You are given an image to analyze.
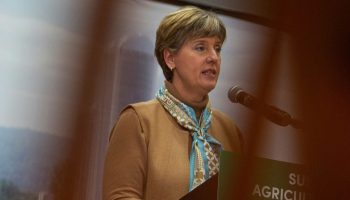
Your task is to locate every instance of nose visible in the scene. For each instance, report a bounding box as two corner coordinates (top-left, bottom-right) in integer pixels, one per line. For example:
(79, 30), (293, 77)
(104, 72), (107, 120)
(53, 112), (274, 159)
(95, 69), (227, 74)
(206, 48), (220, 63)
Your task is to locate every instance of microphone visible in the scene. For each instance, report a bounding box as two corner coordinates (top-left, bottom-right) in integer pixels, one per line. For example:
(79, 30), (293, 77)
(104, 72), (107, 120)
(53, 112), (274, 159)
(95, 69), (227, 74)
(228, 86), (294, 127)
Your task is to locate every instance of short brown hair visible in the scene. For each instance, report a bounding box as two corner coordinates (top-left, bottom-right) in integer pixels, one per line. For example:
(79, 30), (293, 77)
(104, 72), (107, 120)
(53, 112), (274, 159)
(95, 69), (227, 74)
(155, 6), (227, 81)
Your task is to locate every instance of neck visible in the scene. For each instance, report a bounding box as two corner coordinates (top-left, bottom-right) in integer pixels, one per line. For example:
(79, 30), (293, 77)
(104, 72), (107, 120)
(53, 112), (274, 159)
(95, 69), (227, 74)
(165, 81), (208, 117)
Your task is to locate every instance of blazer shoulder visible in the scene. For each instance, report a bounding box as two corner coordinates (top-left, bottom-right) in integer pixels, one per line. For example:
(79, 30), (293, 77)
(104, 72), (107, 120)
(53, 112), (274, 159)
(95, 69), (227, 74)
(211, 109), (244, 152)
(119, 99), (163, 133)
(125, 99), (161, 116)
(130, 99), (160, 109)
(212, 109), (238, 127)
(120, 99), (159, 114)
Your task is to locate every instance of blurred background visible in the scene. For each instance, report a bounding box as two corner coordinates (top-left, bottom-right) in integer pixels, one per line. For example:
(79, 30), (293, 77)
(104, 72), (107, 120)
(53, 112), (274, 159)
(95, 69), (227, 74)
(0, 0), (349, 199)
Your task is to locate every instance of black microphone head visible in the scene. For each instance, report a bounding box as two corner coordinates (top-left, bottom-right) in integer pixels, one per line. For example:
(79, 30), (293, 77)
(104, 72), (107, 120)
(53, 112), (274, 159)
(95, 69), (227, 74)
(228, 86), (243, 103)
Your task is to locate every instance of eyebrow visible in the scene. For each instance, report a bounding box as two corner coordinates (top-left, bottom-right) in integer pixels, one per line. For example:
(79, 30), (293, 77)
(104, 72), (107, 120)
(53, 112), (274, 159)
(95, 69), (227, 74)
(191, 38), (222, 44)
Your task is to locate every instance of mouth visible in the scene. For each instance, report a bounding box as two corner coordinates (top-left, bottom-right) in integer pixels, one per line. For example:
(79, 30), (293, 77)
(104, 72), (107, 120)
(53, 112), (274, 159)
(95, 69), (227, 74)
(201, 68), (217, 78)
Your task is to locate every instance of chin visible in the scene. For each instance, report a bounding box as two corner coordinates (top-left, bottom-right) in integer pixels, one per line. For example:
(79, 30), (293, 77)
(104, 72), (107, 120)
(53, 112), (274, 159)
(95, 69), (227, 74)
(201, 83), (217, 93)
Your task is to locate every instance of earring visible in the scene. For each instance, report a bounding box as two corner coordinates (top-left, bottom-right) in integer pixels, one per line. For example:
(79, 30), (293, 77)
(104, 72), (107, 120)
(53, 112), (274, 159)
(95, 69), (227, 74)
(170, 67), (175, 71)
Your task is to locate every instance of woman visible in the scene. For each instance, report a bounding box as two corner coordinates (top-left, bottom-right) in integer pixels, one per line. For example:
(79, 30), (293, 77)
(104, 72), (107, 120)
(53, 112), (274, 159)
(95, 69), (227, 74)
(103, 6), (242, 200)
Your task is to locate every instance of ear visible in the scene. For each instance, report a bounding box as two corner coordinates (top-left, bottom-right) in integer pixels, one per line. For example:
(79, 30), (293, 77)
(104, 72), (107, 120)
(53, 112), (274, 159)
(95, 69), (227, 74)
(163, 48), (175, 70)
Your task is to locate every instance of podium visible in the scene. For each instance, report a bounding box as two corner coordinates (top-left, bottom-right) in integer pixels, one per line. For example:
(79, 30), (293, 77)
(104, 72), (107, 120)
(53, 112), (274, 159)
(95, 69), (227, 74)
(179, 174), (218, 200)
(180, 151), (310, 200)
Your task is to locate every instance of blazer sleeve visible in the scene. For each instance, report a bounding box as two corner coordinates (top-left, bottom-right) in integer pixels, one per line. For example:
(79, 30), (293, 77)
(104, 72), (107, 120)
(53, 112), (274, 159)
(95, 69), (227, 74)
(103, 108), (147, 200)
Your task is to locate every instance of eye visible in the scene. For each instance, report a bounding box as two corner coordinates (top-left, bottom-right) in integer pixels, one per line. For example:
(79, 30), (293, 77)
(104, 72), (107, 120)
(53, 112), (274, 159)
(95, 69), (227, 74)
(194, 45), (205, 52)
(215, 46), (222, 53)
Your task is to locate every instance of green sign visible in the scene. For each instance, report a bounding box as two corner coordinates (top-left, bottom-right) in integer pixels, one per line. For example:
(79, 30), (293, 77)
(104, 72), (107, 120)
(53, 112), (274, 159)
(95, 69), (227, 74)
(218, 151), (311, 200)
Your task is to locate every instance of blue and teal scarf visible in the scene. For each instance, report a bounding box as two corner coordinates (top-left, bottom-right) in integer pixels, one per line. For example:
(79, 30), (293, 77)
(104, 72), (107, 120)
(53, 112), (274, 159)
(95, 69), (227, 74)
(156, 85), (222, 191)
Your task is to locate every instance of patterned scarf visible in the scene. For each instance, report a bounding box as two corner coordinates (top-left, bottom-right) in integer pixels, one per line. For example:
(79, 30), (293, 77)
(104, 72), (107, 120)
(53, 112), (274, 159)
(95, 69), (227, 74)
(156, 85), (222, 191)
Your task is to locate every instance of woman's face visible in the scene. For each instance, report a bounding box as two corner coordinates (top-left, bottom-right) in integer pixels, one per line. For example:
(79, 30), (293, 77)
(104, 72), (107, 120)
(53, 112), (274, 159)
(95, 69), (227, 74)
(169, 36), (222, 96)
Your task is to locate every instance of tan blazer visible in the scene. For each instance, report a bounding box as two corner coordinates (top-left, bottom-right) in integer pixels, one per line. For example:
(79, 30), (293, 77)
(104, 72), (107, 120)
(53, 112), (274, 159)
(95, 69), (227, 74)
(103, 99), (242, 200)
